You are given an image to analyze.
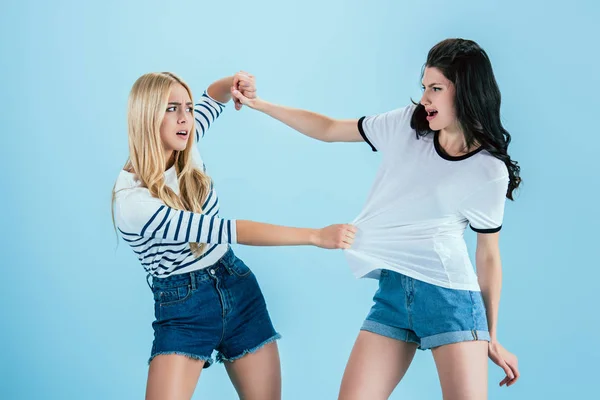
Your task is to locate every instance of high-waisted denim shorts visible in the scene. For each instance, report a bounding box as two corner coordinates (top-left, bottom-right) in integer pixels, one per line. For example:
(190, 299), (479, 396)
(148, 248), (280, 368)
(362, 269), (490, 350)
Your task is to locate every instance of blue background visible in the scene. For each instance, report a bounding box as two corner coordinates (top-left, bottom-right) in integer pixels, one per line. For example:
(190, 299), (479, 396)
(2, 0), (598, 398)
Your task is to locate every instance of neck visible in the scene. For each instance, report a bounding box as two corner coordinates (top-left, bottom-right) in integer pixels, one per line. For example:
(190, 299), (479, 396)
(438, 122), (479, 156)
(165, 150), (175, 170)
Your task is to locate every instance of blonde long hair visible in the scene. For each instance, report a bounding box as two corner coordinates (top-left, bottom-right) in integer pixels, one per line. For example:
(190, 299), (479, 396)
(112, 72), (212, 256)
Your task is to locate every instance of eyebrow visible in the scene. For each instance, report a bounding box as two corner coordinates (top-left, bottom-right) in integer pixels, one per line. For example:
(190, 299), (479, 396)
(421, 82), (444, 87)
(168, 102), (193, 106)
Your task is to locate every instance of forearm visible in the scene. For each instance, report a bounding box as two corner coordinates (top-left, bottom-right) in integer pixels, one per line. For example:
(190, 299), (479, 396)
(477, 251), (503, 342)
(253, 98), (335, 142)
(207, 76), (234, 104)
(236, 220), (317, 246)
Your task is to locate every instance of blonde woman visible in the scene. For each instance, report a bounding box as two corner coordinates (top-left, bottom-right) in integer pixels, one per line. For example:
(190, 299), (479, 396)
(112, 71), (356, 400)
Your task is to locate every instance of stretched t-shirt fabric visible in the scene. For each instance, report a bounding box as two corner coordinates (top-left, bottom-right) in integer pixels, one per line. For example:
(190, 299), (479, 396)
(114, 92), (237, 278)
(344, 105), (509, 291)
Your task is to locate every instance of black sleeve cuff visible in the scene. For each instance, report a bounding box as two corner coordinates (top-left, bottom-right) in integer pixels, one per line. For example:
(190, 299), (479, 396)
(470, 225), (502, 234)
(357, 116), (377, 152)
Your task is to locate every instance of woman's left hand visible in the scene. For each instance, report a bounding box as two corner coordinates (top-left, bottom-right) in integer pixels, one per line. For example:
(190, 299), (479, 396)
(488, 341), (520, 387)
(232, 71), (256, 110)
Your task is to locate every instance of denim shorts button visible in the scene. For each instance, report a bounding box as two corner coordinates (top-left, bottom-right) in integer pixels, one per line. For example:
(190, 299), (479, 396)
(210, 269), (215, 275)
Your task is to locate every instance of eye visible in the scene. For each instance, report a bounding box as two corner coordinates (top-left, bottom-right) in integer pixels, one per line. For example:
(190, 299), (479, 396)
(166, 106), (176, 112)
(433, 87), (442, 92)
(186, 107), (193, 112)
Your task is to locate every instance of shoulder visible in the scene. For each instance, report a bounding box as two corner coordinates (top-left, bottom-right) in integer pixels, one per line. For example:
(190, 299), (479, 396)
(366, 104), (417, 125)
(466, 151), (509, 190)
(114, 171), (155, 206)
(359, 104), (418, 140)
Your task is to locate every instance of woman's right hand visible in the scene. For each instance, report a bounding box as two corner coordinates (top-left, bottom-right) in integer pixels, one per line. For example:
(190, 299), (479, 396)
(311, 224), (357, 249)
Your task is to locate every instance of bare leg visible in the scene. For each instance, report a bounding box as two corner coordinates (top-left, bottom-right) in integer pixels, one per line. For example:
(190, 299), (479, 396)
(338, 331), (418, 400)
(145, 354), (205, 400)
(432, 341), (489, 400)
(224, 341), (281, 400)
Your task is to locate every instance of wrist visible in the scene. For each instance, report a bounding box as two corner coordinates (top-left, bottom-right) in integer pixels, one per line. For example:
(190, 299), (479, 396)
(308, 228), (320, 246)
(253, 98), (269, 112)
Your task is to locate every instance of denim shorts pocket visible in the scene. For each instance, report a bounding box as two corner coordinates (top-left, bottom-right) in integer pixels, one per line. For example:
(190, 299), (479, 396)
(154, 284), (193, 306)
(230, 258), (252, 278)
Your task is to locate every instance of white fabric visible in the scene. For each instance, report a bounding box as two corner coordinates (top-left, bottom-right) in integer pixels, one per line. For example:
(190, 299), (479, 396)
(345, 105), (509, 291)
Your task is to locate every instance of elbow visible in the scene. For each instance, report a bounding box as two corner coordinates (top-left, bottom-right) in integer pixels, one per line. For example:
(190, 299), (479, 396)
(320, 118), (340, 143)
(476, 249), (501, 266)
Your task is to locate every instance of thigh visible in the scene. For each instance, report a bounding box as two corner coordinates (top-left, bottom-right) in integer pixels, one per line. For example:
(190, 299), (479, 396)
(338, 330), (418, 400)
(224, 341), (281, 400)
(146, 354), (205, 400)
(432, 341), (488, 400)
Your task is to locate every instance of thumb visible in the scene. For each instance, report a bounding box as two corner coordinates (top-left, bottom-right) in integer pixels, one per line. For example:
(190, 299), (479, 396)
(230, 86), (243, 110)
(231, 88), (251, 105)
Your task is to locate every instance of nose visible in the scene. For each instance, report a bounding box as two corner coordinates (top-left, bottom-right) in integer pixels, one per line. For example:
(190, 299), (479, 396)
(420, 92), (430, 107)
(177, 109), (189, 124)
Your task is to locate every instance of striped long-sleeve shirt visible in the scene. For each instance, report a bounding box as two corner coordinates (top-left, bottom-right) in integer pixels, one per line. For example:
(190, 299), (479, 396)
(114, 91), (236, 277)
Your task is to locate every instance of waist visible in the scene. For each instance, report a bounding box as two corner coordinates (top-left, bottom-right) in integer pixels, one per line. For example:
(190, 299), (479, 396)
(150, 247), (236, 289)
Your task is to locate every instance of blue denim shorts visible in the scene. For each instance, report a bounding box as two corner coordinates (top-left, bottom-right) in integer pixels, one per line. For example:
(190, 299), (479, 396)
(148, 248), (280, 368)
(362, 269), (490, 350)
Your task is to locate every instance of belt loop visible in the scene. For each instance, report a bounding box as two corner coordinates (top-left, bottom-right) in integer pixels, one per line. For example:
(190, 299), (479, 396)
(220, 261), (232, 275)
(146, 273), (153, 290)
(190, 271), (197, 290)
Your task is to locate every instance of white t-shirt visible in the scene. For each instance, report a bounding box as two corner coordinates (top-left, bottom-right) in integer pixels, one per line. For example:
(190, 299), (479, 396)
(344, 105), (509, 291)
(114, 92), (236, 278)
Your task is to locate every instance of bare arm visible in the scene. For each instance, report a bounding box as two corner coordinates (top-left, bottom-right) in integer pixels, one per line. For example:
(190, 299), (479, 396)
(252, 98), (362, 143)
(207, 76), (235, 104)
(476, 232), (502, 341)
(230, 76), (363, 143)
(476, 232), (520, 387)
(236, 220), (355, 249)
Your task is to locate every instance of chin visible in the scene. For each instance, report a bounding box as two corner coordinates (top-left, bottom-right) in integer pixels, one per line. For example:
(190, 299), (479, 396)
(428, 120), (448, 132)
(173, 143), (188, 152)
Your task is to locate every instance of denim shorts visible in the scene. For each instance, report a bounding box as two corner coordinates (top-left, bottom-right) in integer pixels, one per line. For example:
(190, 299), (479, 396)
(362, 269), (490, 350)
(148, 248), (280, 368)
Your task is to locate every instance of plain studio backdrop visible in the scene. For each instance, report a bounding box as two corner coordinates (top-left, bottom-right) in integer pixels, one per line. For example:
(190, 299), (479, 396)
(1, 0), (598, 399)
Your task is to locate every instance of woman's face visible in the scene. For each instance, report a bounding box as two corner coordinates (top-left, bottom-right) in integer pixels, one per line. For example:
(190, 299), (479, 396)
(160, 83), (193, 156)
(419, 67), (458, 133)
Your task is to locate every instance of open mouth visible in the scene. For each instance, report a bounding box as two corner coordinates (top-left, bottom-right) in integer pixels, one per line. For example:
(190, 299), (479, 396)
(176, 130), (188, 138)
(426, 109), (438, 121)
